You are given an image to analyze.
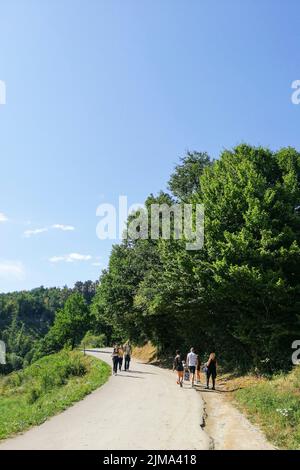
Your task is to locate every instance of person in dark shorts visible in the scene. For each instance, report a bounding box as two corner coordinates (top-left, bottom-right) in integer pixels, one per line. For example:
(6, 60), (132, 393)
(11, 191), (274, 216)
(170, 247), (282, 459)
(186, 347), (197, 387)
(173, 350), (184, 387)
(205, 352), (217, 390)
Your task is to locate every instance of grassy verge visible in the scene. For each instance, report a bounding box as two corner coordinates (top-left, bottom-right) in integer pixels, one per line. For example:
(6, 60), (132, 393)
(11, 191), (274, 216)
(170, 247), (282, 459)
(0, 350), (111, 440)
(233, 367), (300, 449)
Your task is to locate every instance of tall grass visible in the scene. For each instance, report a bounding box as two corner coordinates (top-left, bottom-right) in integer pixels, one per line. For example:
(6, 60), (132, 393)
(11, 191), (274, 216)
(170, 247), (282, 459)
(0, 350), (110, 440)
(234, 366), (300, 449)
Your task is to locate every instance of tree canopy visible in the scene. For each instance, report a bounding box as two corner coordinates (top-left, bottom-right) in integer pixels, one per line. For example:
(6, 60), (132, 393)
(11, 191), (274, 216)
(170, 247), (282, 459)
(92, 145), (300, 372)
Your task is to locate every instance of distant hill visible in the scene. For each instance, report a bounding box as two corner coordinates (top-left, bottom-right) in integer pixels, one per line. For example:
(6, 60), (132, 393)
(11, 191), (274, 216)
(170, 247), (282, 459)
(0, 281), (98, 374)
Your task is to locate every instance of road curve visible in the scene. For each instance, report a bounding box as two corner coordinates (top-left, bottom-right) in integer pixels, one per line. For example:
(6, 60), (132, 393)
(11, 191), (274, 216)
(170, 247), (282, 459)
(0, 349), (209, 450)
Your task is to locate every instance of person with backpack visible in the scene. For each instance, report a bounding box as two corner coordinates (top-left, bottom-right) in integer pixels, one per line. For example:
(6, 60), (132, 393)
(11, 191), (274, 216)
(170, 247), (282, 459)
(205, 352), (217, 390)
(173, 350), (184, 387)
(111, 345), (119, 375)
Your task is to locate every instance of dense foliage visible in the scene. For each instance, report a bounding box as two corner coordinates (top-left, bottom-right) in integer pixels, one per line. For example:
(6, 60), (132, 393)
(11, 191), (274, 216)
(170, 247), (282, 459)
(0, 281), (98, 373)
(92, 145), (300, 373)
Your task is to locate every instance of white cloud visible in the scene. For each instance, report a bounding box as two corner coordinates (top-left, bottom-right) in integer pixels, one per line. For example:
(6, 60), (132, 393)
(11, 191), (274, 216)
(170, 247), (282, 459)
(0, 260), (25, 281)
(0, 212), (8, 223)
(49, 253), (92, 263)
(52, 224), (75, 231)
(24, 227), (48, 237)
(24, 223), (75, 237)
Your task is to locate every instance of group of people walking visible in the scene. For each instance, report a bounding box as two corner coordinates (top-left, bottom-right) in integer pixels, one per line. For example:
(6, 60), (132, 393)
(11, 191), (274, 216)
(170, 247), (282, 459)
(111, 343), (217, 389)
(111, 342), (132, 375)
(173, 347), (217, 390)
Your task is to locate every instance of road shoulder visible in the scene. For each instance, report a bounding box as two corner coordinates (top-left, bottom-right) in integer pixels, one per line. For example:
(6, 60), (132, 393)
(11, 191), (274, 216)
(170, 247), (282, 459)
(198, 386), (274, 450)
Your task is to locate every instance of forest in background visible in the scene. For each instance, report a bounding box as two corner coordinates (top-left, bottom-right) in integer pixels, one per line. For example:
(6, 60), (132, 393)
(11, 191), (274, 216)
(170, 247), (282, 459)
(1, 144), (300, 375)
(0, 281), (98, 373)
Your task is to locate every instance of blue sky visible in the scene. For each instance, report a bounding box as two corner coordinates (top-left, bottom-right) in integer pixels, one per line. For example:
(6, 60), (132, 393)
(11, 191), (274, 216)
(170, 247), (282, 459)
(1, 0), (300, 292)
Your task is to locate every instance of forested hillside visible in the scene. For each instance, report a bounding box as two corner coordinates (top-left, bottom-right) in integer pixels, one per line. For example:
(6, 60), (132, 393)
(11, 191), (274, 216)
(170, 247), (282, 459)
(0, 281), (98, 373)
(92, 145), (300, 373)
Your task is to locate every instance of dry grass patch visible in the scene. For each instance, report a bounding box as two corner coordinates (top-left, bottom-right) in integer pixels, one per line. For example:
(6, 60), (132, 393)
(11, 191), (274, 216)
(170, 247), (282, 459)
(132, 342), (157, 363)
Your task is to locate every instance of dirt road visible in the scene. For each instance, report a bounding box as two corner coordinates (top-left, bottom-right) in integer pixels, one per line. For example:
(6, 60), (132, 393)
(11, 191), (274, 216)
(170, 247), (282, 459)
(0, 349), (209, 450)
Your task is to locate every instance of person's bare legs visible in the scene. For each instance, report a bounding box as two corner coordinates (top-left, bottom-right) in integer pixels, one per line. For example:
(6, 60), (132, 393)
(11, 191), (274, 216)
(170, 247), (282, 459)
(178, 371), (183, 387)
(190, 370), (195, 387)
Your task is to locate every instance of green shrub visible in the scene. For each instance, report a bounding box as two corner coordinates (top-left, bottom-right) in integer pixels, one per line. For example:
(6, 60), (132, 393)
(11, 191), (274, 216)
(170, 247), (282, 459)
(80, 331), (106, 349)
(6, 371), (23, 388)
(26, 384), (43, 404)
(66, 354), (87, 377)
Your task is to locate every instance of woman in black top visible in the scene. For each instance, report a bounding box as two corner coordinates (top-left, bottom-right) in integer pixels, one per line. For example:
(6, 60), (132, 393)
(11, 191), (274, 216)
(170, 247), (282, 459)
(205, 352), (217, 390)
(173, 350), (184, 387)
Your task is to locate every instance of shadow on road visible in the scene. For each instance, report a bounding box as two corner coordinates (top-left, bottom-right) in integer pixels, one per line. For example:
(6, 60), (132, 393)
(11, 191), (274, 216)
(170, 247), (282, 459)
(85, 349), (111, 354)
(127, 369), (157, 375)
(114, 374), (143, 379)
(195, 386), (241, 393)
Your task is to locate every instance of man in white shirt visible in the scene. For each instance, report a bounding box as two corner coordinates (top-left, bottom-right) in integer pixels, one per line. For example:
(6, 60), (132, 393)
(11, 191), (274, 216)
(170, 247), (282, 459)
(186, 347), (197, 387)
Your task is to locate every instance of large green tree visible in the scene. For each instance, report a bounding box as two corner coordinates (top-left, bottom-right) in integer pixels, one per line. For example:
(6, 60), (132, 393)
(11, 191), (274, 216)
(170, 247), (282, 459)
(196, 145), (300, 370)
(40, 293), (91, 353)
(93, 145), (300, 372)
